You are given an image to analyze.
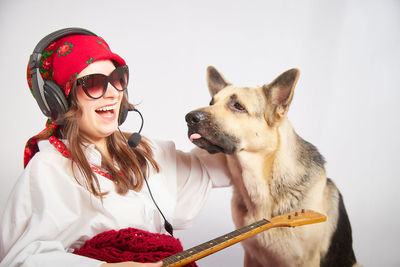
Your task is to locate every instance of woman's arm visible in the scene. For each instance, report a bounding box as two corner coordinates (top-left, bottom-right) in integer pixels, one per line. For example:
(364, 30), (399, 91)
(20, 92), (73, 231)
(0, 150), (106, 267)
(150, 140), (232, 230)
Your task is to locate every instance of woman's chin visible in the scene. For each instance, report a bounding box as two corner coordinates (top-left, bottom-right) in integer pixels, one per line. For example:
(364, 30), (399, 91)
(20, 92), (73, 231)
(100, 124), (119, 137)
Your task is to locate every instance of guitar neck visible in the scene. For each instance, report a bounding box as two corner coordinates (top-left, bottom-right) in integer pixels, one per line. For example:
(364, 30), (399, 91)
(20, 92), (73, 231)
(162, 219), (271, 267)
(162, 209), (326, 267)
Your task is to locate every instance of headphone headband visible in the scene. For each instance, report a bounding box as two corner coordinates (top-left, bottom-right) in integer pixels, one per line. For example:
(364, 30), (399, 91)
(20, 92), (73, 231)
(34, 28), (97, 54)
(29, 28), (97, 70)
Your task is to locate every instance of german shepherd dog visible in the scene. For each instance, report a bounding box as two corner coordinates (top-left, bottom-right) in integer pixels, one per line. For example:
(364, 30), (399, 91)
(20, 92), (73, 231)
(185, 67), (358, 267)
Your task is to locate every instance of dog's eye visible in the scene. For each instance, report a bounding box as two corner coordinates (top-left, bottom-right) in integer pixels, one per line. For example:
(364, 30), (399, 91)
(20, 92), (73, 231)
(233, 102), (246, 112)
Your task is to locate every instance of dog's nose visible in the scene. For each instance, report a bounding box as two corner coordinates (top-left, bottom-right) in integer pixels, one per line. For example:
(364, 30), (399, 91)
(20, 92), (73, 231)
(185, 110), (206, 125)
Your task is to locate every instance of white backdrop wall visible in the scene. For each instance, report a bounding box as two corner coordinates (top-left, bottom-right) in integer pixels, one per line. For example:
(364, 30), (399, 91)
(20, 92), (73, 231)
(1, 0), (399, 266)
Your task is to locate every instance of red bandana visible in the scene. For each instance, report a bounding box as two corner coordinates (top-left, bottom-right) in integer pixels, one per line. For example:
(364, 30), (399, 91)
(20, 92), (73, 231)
(24, 34), (126, 167)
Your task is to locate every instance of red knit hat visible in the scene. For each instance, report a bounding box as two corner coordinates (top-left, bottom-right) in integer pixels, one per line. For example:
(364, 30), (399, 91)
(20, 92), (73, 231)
(24, 34), (126, 167)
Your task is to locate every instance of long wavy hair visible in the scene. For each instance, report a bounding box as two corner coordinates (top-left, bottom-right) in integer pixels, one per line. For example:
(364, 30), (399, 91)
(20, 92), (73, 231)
(56, 84), (159, 198)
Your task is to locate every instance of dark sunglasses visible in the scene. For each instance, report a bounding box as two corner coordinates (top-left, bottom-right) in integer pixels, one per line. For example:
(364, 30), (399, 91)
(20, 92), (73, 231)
(76, 65), (129, 99)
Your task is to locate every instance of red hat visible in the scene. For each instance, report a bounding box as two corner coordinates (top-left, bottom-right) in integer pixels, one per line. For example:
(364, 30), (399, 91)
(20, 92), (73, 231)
(27, 34), (126, 98)
(24, 34), (126, 168)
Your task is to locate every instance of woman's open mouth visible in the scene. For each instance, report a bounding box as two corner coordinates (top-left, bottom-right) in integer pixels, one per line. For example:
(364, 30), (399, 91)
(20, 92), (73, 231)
(95, 104), (117, 119)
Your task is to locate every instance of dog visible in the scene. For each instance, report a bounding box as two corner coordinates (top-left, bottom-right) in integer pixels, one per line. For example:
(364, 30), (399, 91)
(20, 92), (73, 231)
(185, 66), (358, 267)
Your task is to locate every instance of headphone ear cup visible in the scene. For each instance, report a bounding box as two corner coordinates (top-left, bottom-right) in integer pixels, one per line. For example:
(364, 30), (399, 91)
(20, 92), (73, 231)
(118, 89), (130, 126)
(118, 103), (129, 126)
(43, 80), (69, 123)
(29, 28), (98, 122)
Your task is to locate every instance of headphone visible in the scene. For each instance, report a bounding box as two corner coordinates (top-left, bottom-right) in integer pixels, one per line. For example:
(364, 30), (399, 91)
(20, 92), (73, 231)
(28, 27), (129, 125)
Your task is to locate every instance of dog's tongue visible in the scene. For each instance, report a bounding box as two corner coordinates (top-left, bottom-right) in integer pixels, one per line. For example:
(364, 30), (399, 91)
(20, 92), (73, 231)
(189, 133), (202, 142)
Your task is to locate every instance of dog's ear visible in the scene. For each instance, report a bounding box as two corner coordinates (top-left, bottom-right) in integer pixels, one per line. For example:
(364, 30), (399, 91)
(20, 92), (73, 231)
(263, 68), (300, 125)
(207, 66), (231, 97)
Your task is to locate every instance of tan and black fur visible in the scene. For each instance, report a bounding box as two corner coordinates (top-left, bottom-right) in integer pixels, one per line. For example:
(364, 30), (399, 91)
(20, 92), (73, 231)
(185, 67), (357, 267)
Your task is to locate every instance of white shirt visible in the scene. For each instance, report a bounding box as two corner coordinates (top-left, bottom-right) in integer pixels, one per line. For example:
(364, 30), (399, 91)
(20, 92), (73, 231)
(0, 139), (231, 267)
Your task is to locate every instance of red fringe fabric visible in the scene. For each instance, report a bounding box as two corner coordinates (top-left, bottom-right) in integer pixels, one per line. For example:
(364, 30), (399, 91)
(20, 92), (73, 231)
(73, 228), (197, 266)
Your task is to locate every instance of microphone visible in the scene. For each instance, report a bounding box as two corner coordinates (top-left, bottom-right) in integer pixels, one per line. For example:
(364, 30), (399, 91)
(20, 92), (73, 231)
(127, 107), (143, 148)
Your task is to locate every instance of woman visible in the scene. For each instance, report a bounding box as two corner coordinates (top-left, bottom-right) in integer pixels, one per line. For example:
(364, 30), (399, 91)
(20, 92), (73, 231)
(0, 29), (231, 267)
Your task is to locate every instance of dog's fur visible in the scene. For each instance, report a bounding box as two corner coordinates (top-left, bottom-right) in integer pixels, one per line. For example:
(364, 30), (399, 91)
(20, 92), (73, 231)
(185, 67), (357, 267)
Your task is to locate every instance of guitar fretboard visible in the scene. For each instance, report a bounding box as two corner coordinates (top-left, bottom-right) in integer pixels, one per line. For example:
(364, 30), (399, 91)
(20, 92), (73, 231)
(162, 219), (270, 266)
(161, 209), (327, 267)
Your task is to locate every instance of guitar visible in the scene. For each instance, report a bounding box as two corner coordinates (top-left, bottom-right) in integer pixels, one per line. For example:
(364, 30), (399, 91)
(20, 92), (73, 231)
(162, 209), (326, 267)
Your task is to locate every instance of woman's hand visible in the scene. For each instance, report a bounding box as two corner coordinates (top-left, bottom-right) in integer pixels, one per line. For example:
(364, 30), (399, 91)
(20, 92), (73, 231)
(100, 261), (163, 267)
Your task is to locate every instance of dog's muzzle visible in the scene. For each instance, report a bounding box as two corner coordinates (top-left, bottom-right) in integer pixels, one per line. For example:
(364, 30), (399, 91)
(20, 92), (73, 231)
(185, 110), (237, 154)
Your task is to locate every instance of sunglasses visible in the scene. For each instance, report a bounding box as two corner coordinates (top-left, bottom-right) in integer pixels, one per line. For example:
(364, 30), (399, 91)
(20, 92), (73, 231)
(76, 65), (129, 99)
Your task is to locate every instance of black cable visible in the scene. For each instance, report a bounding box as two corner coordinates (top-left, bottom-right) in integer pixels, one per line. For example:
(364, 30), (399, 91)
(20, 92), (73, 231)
(117, 127), (174, 236)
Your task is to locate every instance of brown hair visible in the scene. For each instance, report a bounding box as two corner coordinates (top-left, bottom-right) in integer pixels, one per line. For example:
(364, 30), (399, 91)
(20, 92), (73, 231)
(57, 86), (159, 198)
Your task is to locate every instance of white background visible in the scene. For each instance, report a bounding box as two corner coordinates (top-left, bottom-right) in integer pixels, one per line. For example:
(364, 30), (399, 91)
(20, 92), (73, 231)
(1, 0), (399, 266)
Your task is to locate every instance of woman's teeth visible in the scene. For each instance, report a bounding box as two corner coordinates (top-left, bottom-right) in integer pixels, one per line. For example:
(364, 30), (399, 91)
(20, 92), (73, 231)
(96, 105), (116, 112)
